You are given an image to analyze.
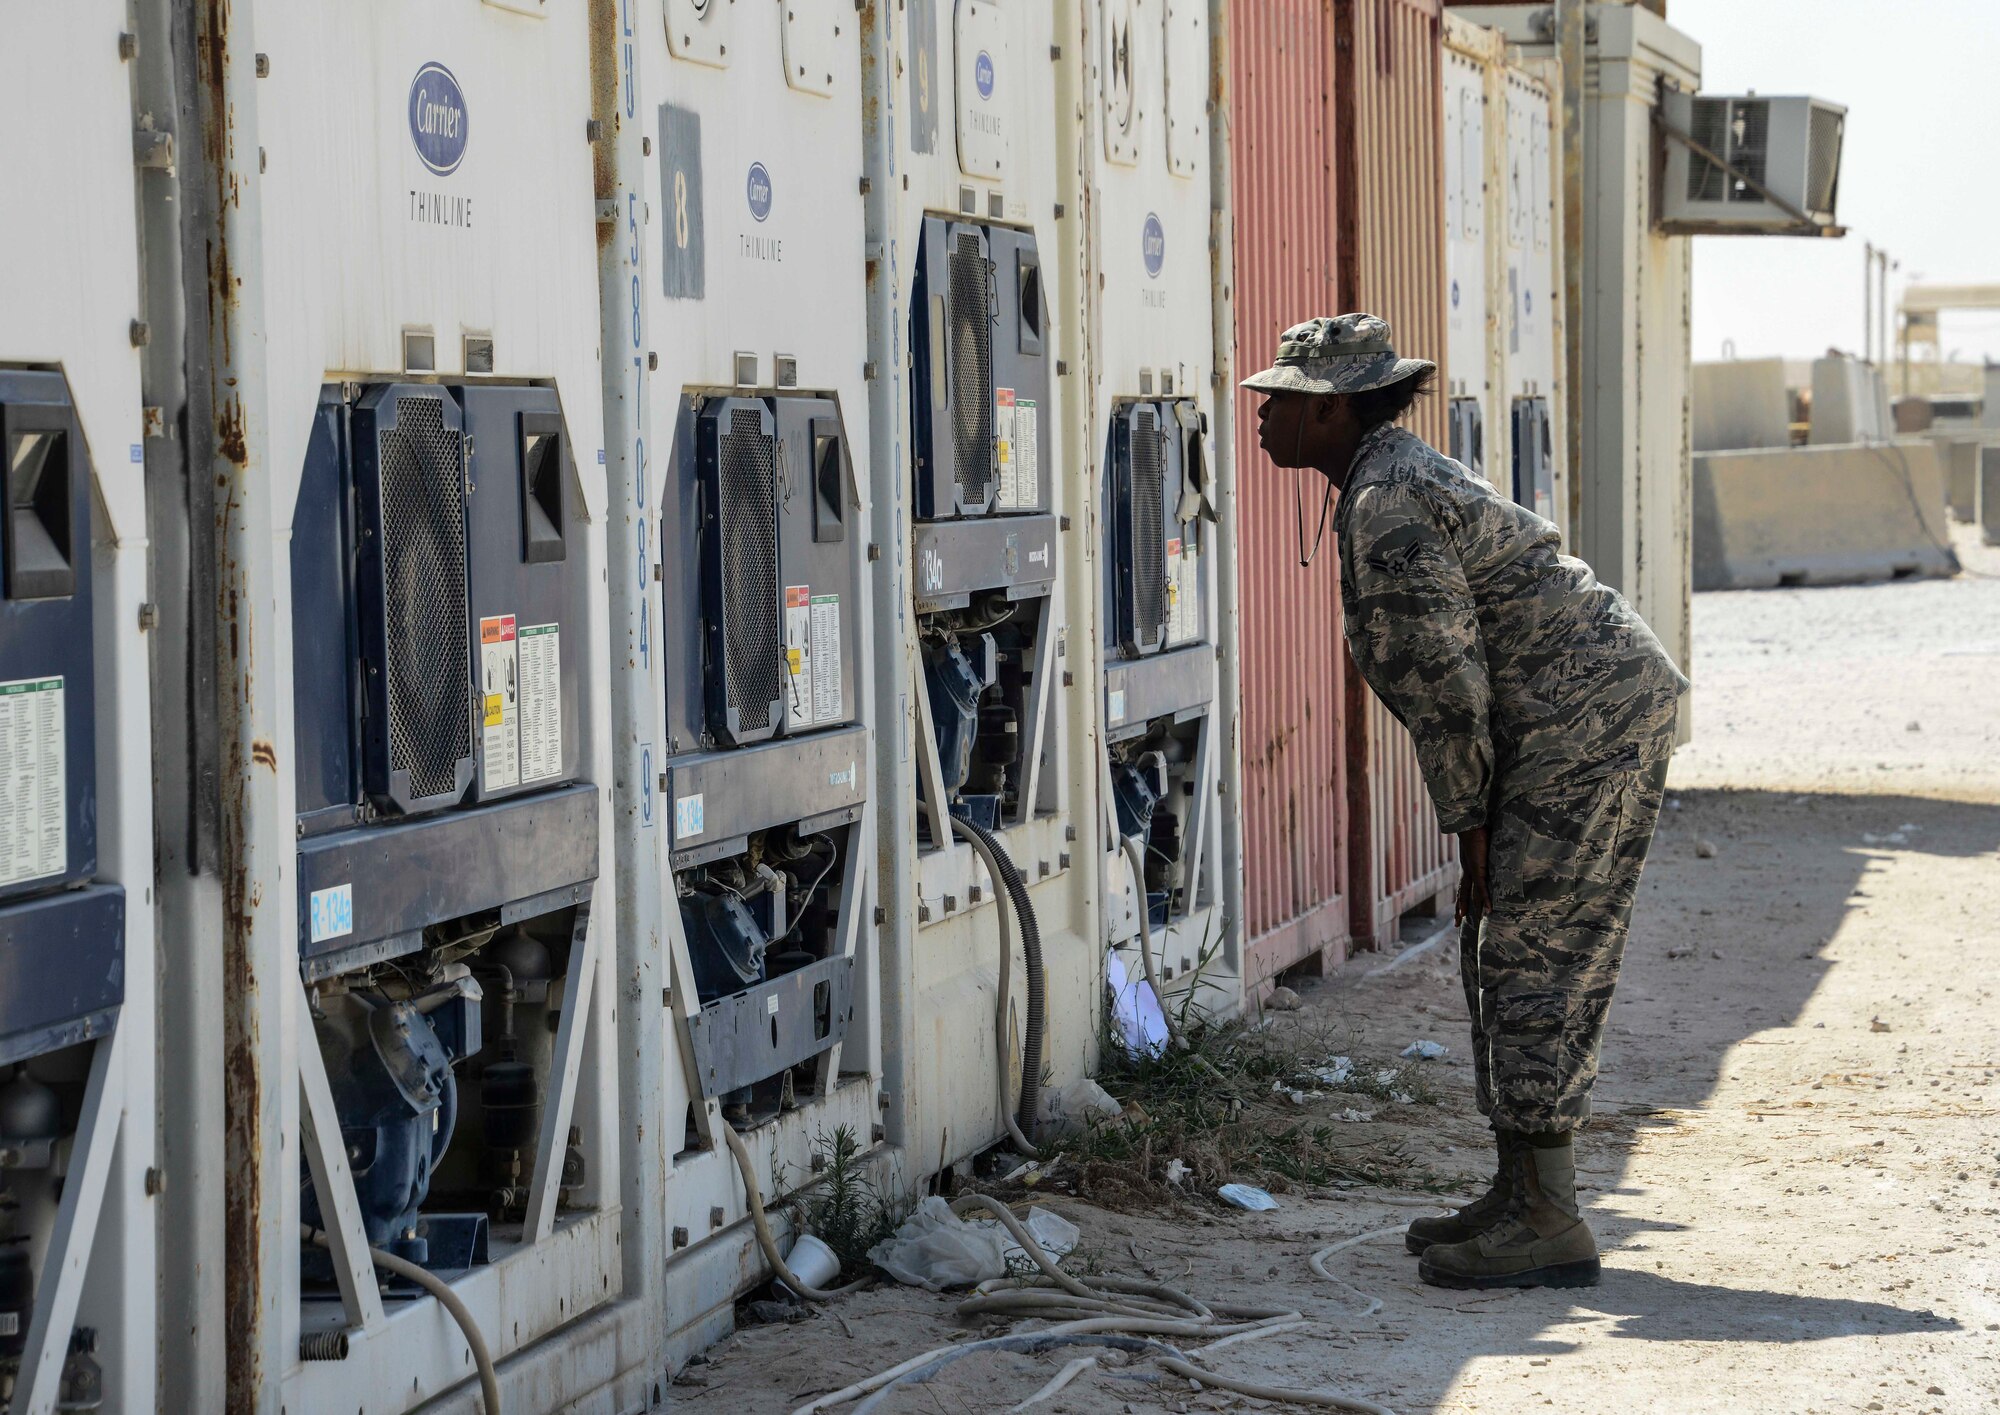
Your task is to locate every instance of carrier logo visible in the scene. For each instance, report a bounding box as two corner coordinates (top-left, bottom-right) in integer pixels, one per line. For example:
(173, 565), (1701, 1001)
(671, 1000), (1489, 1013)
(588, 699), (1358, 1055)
(975, 50), (996, 99)
(1142, 213), (1165, 278)
(408, 63), (468, 176)
(746, 162), (773, 222)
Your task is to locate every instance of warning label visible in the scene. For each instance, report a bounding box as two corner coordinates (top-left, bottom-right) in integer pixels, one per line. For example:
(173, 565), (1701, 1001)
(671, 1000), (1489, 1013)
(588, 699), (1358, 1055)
(1013, 398), (1038, 509)
(785, 584), (814, 729)
(518, 623), (563, 783)
(994, 387), (1017, 509)
(479, 616), (521, 792)
(810, 593), (842, 723)
(0, 676), (65, 888)
(1170, 542), (1201, 644)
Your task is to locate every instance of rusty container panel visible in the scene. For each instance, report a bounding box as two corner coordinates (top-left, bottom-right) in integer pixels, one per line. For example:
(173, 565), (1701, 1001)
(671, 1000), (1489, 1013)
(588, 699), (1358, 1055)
(1229, 0), (1352, 990)
(1338, 0), (1460, 943)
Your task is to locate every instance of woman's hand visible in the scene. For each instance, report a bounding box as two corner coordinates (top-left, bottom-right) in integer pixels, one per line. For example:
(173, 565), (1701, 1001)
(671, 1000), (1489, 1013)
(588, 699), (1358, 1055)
(1455, 825), (1491, 925)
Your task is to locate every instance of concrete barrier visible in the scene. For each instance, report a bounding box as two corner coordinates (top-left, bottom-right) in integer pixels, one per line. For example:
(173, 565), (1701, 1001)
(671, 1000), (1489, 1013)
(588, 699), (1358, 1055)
(1982, 446), (2000, 547)
(1693, 442), (1960, 590)
(1939, 436), (1982, 522)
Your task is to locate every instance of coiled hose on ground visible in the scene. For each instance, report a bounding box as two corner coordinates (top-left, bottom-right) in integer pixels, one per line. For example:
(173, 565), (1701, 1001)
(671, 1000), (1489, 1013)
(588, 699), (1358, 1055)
(949, 813), (1045, 1148)
(790, 1193), (1398, 1415)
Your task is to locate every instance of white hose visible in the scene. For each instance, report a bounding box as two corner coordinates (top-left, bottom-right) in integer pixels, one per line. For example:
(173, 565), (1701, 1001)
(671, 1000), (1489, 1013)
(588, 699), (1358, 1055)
(950, 816), (1041, 1157)
(1006, 1355), (1098, 1412)
(302, 1225), (500, 1415)
(720, 1122), (872, 1302)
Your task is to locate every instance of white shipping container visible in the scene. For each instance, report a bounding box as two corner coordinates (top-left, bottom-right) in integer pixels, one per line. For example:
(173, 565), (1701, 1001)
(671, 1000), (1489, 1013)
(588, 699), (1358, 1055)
(0, 5), (156, 1412)
(619, 0), (882, 1360)
(863, 0), (1103, 1180)
(1089, 0), (1238, 1030)
(181, 3), (632, 1409)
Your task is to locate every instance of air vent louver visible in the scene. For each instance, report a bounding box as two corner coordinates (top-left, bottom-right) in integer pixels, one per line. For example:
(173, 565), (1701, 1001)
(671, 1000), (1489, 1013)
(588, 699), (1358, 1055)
(718, 407), (779, 735)
(378, 395), (472, 802)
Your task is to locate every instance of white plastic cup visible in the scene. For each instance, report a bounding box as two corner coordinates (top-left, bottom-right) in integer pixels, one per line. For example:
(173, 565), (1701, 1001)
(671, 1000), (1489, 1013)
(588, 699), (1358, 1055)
(778, 1233), (842, 1297)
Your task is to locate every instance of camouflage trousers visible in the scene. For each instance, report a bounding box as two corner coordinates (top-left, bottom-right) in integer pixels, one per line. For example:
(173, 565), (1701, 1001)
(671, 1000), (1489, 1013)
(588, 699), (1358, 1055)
(1460, 757), (1670, 1134)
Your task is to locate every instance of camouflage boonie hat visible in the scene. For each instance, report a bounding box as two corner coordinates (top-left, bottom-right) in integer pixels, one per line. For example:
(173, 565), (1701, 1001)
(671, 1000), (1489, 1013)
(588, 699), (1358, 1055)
(1240, 313), (1436, 396)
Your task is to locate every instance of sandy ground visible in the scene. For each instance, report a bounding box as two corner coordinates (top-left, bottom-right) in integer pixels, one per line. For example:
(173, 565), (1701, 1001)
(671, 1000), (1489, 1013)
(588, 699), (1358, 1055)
(673, 526), (2000, 1415)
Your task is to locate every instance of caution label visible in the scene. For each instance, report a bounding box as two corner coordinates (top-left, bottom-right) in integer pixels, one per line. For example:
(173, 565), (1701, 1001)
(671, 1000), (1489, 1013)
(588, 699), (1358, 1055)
(0, 676), (65, 887)
(785, 584), (814, 729)
(518, 623), (563, 783)
(479, 615), (521, 792)
(1169, 540), (1201, 644)
(994, 386), (1017, 509)
(810, 593), (842, 723)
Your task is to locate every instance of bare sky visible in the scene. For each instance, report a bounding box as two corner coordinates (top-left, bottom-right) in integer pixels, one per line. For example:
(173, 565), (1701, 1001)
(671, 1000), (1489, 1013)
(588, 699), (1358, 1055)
(1673, 0), (2000, 364)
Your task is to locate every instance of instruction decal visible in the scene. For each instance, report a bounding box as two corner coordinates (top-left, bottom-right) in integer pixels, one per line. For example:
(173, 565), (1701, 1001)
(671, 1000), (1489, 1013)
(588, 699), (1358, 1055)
(785, 584), (815, 729)
(811, 594), (843, 723)
(1013, 398), (1038, 509)
(518, 623), (563, 783)
(0, 676), (65, 887)
(479, 615), (521, 791)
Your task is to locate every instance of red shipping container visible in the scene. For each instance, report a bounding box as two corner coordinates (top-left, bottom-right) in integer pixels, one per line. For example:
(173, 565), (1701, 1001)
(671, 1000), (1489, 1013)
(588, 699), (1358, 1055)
(1229, 0), (1354, 992)
(1336, 0), (1459, 944)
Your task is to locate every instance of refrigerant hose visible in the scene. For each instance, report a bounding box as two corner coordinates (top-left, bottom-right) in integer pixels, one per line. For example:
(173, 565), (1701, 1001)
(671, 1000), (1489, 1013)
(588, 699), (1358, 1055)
(302, 1224), (501, 1415)
(948, 814), (1046, 1149)
(720, 1120), (872, 1302)
(789, 1194), (1396, 1415)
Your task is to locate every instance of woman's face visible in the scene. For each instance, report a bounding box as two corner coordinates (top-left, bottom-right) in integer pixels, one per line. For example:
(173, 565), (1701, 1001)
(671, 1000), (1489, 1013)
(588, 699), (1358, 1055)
(1256, 391), (1312, 467)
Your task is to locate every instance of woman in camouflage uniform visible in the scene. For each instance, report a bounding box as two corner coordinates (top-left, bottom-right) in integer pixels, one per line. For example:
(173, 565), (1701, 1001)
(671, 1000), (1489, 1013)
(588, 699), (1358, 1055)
(1244, 314), (1688, 1291)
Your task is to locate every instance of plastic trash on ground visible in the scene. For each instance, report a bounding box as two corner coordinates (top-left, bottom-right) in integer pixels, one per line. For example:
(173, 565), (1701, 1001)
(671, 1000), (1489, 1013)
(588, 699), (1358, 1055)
(1303, 1057), (1353, 1087)
(1217, 1183), (1279, 1211)
(867, 1196), (1081, 1290)
(1400, 1039), (1447, 1060)
(1106, 948), (1169, 1059)
(1039, 1077), (1122, 1137)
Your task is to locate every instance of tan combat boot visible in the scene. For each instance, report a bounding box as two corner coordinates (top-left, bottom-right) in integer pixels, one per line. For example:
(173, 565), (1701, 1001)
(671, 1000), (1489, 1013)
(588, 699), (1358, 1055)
(1417, 1138), (1601, 1289)
(1404, 1129), (1521, 1254)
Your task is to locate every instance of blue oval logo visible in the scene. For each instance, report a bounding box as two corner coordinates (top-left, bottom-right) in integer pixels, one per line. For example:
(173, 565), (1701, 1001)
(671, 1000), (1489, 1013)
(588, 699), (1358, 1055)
(1525, 290), (1534, 314)
(746, 162), (773, 222)
(408, 63), (468, 176)
(1451, 278), (1460, 309)
(1142, 213), (1165, 279)
(975, 50), (995, 100)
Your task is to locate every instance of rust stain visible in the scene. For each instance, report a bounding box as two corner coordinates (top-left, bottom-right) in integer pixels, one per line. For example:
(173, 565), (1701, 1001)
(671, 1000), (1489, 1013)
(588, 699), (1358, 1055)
(250, 739), (276, 771)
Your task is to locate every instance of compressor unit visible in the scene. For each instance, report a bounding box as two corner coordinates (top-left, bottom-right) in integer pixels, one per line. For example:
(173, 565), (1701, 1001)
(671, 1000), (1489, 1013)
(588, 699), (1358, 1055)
(910, 214), (1060, 840)
(288, 381), (597, 1276)
(0, 372), (124, 1401)
(661, 391), (867, 1129)
(1101, 394), (1215, 928)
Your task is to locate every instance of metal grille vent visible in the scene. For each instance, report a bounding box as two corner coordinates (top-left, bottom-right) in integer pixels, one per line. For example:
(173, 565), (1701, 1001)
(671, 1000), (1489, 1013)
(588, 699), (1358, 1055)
(1805, 106), (1843, 214)
(1131, 408), (1166, 643)
(949, 233), (995, 509)
(379, 395), (472, 801)
(1686, 98), (1728, 202)
(719, 407), (779, 732)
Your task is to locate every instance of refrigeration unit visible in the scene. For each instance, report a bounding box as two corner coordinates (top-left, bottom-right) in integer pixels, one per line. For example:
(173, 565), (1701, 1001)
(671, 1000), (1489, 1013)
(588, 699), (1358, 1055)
(866, 0), (1100, 1178)
(0, 376), (132, 1415)
(0, 8), (155, 1410)
(288, 379), (600, 1296)
(1092, 0), (1233, 1026)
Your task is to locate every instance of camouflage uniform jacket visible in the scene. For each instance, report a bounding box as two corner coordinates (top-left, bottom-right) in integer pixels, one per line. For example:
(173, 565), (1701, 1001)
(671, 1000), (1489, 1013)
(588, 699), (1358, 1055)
(1335, 423), (1688, 835)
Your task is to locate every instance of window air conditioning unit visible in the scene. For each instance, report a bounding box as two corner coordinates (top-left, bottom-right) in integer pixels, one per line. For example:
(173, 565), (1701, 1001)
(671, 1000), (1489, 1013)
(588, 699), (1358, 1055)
(1659, 92), (1846, 236)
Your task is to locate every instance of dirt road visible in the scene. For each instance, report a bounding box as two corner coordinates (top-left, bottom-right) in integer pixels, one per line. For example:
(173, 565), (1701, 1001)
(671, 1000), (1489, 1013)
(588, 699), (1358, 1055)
(676, 528), (2000, 1414)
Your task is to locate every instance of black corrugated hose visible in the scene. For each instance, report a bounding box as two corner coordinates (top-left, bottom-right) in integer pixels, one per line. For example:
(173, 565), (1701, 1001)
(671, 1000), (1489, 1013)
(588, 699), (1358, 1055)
(949, 813), (1045, 1140)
